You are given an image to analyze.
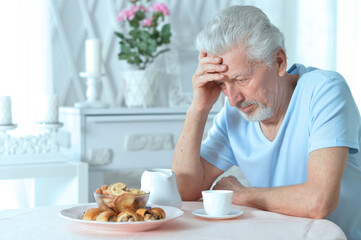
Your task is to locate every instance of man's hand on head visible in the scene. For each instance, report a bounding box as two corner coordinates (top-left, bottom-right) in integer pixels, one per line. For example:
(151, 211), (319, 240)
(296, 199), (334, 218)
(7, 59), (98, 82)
(190, 51), (228, 113)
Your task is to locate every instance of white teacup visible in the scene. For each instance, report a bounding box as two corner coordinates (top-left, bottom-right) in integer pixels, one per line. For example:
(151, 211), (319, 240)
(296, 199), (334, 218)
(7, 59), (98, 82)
(202, 190), (233, 216)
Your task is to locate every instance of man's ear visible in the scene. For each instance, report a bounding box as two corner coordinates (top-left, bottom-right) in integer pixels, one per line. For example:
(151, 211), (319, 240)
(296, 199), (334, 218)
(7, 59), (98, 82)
(275, 48), (287, 77)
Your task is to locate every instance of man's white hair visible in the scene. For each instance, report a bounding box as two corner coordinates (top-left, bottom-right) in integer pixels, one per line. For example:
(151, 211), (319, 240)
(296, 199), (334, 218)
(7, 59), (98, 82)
(196, 5), (285, 67)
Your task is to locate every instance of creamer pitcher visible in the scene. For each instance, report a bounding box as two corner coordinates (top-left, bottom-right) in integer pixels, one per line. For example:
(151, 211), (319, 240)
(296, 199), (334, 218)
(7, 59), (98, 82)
(141, 168), (182, 208)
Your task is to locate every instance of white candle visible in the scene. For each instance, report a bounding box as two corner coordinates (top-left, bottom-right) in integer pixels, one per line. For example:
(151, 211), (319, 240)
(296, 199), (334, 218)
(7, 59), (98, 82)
(86, 39), (101, 74)
(39, 95), (59, 123)
(0, 96), (12, 125)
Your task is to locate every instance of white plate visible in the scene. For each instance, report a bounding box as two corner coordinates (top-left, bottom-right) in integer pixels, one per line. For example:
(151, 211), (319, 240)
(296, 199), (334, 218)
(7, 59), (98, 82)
(59, 203), (184, 232)
(192, 208), (243, 220)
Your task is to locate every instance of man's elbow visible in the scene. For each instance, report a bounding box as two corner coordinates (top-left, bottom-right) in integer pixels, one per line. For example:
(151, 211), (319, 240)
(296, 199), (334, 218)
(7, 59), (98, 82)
(307, 195), (339, 219)
(175, 175), (203, 201)
(180, 193), (201, 201)
(178, 183), (202, 201)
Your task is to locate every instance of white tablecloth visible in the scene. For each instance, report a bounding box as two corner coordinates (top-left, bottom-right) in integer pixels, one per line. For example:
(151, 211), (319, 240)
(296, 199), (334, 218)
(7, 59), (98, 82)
(0, 201), (346, 240)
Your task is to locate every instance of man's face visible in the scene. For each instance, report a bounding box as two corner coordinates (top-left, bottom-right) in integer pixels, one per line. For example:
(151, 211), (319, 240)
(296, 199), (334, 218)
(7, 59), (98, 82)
(216, 48), (281, 122)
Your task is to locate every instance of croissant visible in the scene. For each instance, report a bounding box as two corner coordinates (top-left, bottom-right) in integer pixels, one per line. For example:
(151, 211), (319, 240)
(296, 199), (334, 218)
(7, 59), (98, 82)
(96, 185), (111, 195)
(136, 207), (166, 221)
(149, 208), (166, 220)
(114, 192), (135, 213)
(108, 183), (127, 195)
(82, 206), (166, 222)
(82, 208), (102, 221)
(117, 211), (142, 222)
(96, 210), (117, 222)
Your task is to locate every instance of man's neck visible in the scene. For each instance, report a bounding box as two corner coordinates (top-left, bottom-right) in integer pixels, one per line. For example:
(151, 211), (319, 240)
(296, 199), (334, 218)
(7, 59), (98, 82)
(259, 74), (298, 141)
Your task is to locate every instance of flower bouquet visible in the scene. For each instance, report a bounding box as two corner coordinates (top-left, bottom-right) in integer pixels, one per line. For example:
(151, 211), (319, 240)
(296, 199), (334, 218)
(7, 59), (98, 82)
(115, 0), (171, 70)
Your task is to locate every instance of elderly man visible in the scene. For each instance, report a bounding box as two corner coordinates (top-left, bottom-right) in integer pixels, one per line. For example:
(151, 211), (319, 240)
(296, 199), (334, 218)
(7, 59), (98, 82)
(172, 5), (361, 240)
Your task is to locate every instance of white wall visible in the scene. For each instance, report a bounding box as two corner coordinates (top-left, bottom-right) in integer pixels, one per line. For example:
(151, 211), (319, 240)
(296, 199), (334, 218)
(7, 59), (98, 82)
(336, 0), (361, 109)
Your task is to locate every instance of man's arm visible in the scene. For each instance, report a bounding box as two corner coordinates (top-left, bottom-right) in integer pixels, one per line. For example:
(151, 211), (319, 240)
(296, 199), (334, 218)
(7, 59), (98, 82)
(214, 147), (348, 218)
(172, 107), (224, 200)
(172, 51), (227, 200)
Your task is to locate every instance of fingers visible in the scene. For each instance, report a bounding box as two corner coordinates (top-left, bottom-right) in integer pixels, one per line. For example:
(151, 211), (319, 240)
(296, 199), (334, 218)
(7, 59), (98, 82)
(198, 51), (221, 64)
(223, 175), (241, 184)
(196, 51), (226, 73)
(213, 175), (242, 189)
(195, 64), (227, 77)
(225, 175), (238, 181)
(194, 51), (228, 90)
(193, 72), (224, 87)
(191, 51), (227, 110)
(198, 51), (207, 60)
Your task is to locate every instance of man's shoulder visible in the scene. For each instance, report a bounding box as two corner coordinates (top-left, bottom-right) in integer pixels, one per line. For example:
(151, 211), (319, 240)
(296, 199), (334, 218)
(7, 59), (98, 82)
(300, 67), (345, 84)
(297, 67), (347, 94)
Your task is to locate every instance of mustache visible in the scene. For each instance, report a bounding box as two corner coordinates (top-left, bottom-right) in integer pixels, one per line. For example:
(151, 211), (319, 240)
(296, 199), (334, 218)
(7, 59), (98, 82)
(237, 100), (260, 108)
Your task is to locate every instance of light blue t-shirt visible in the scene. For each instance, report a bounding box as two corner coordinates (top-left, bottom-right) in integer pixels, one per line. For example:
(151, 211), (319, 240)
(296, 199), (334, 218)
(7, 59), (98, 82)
(200, 64), (361, 240)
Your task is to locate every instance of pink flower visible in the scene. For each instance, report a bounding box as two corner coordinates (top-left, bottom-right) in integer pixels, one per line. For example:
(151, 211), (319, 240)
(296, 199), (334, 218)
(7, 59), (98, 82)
(150, 2), (170, 15)
(117, 9), (135, 21)
(141, 18), (153, 27)
(130, 4), (148, 13)
(117, 5), (148, 22)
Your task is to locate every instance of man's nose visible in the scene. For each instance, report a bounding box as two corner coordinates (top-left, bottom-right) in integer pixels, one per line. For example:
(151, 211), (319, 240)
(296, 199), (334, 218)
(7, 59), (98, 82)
(224, 84), (243, 107)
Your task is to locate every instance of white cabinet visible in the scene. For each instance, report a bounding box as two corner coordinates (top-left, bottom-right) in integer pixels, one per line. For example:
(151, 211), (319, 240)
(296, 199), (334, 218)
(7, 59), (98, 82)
(59, 107), (218, 201)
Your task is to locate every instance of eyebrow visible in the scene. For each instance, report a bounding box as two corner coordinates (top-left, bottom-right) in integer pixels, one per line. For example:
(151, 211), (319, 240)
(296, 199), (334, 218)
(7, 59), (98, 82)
(213, 72), (249, 84)
(230, 72), (249, 80)
(230, 73), (241, 80)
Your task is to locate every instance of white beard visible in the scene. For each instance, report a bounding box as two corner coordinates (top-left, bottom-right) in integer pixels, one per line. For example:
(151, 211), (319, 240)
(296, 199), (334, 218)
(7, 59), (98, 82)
(237, 101), (274, 122)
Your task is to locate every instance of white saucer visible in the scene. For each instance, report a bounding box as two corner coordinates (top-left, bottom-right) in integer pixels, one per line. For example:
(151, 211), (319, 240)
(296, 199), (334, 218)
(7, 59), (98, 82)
(192, 208), (243, 220)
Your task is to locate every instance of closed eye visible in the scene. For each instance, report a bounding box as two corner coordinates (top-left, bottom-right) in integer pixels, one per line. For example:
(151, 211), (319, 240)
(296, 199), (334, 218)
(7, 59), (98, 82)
(214, 80), (224, 86)
(215, 81), (226, 90)
(236, 77), (248, 82)
(236, 78), (250, 85)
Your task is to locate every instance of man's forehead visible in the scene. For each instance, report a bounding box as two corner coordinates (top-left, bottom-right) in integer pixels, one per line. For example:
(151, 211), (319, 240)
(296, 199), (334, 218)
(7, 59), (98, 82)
(225, 63), (257, 79)
(220, 49), (256, 67)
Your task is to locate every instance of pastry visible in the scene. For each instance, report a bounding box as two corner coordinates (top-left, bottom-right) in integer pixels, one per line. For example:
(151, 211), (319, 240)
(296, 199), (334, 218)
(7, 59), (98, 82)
(117, 211), (142, 222)
(114, 192), (135, 213)
(95, 210), (117, 222)
(148, 208), (166, 220)
(136, 207), (166, 221)
(99, 185), (110, 195)
(98, 197), (114, 212)
(136, 208), (153, 221)
(82, 208), (102, 221)
(108, 182), (127, 195)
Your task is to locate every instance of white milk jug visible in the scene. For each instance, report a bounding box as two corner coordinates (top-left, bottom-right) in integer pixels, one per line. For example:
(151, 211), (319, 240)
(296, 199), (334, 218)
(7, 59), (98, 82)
(141, 169), (182, 208)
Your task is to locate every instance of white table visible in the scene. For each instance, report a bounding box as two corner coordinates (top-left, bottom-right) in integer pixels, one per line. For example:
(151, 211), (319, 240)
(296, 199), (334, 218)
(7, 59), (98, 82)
(0, 155), (88, 208)
(0, 201), (346, 240)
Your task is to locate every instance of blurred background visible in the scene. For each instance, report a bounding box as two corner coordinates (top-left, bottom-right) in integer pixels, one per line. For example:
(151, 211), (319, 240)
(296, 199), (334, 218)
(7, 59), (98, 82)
(0, 0), (360, 209)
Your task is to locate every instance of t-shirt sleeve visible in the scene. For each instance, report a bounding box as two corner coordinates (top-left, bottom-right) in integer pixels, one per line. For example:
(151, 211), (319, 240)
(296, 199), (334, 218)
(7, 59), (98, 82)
(308, 72), (361, 154)
(200, 106), (236, 171)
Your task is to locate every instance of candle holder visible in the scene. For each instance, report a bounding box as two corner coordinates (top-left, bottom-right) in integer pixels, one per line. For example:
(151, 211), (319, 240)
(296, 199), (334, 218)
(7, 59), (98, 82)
(75, 72), (108, 108)
(0, 124), (17, 134)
